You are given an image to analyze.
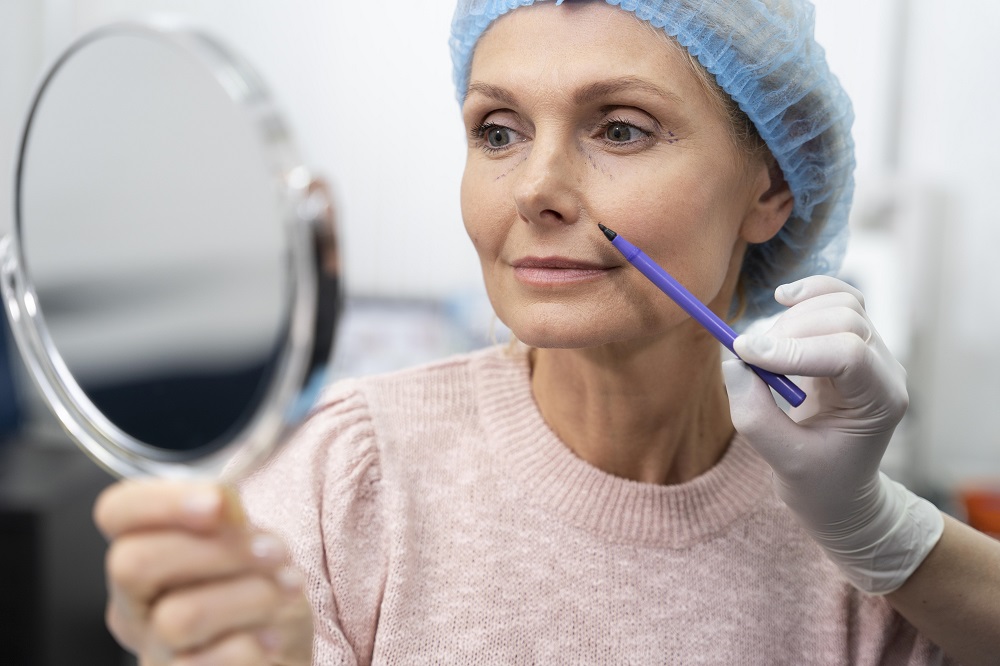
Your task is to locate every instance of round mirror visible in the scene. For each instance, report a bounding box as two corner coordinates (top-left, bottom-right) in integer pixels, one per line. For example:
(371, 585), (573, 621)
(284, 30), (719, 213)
(1, 20), (341, 480)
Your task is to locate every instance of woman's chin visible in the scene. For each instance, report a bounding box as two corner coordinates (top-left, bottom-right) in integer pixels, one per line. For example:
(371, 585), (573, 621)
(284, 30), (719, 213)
(504, 319), (620, 350)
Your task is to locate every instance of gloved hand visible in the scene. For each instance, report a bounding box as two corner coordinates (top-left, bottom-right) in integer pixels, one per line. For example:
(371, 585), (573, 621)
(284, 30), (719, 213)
(722, 275), (944, 594)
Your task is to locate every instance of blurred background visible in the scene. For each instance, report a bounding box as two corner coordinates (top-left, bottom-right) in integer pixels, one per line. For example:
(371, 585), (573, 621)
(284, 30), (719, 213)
(1, 0), (998, 663)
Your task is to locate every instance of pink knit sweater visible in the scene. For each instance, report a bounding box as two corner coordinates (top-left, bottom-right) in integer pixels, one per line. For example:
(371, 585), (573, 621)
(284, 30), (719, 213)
(240, 345), (951, 665)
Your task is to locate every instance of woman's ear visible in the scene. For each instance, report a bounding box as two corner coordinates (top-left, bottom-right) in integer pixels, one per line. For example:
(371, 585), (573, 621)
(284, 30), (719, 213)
(741, 157), (794, 244)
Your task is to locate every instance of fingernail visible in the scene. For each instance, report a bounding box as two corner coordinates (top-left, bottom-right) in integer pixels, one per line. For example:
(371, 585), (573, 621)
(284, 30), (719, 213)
(250, 534), (286, 564)
(148, 643), (174, 663)
(733, 335), (776, 358)
(775, 282), (801, 301)
(276, 566), (304, 594)
(257, 627), (281, 653)
(741, 335), (775, 358)
(183, 487), (221, 518)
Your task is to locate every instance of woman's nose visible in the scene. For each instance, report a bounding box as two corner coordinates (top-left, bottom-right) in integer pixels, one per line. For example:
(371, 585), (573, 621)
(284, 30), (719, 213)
(512, 134), (581, 227)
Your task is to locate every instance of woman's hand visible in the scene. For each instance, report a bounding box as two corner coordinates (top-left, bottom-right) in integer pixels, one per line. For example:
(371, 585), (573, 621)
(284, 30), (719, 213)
(93, 480), (314, 665)
(722, 275), (943, 594)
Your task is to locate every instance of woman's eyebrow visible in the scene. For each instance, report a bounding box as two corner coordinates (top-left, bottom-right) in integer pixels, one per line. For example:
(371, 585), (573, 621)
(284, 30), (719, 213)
(573, 77), (682, 105)
(465, 77), (681, 107)
(465, 82), (517, 106)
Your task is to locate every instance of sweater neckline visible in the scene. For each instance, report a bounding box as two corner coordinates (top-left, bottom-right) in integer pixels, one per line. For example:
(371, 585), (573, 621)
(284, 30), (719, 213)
(475, 346), (773, 548)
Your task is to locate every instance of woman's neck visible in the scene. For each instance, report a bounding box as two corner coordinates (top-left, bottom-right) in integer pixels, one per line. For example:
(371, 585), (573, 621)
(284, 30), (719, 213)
(529, 328), (734, 485)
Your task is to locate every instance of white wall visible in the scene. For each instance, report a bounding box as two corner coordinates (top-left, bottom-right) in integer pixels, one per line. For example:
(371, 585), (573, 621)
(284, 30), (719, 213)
(2, 0), (997, 485)
(894, 0), (1000, 483)
(0, 0), (45, 244)
(811, 0), (1000, 485)
(1, 0), (479, 299)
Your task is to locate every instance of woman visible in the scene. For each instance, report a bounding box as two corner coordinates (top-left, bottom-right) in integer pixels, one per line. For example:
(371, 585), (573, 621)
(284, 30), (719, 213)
(94, 1), (1000, 663)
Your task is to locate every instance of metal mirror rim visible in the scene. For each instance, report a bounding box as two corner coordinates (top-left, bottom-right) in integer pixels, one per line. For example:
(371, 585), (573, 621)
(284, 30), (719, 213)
(1, 19), (324, 480)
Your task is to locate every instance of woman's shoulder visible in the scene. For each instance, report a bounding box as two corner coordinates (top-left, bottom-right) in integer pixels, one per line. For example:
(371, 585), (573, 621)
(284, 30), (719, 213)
(240, 345), (528, 542)
(269, 344), (522, 466)
(315, 343), (526, 420)
(326, 343), (523, 388)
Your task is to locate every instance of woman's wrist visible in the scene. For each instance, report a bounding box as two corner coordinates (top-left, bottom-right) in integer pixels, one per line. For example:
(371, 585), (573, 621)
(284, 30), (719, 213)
(804, 474), (945, 595)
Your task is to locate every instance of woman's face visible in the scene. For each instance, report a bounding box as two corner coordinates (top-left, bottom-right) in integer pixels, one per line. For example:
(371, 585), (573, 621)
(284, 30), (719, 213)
(460, 2), (779, 349)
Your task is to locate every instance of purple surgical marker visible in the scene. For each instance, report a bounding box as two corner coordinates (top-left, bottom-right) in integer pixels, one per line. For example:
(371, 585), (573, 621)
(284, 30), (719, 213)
(599, 223), (806, 408)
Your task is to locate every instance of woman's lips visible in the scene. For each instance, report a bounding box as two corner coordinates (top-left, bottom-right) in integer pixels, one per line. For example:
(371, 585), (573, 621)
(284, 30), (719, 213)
(511, 256), (612, 286)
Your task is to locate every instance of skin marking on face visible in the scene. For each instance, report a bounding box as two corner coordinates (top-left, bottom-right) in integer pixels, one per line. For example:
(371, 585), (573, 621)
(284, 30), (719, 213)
(587, 153), (612, 179)
(493, 153), (528, 182)
(470, 118), (530, 181)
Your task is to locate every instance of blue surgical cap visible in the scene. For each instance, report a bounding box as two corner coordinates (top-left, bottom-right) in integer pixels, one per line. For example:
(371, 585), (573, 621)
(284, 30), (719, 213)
(450, 0), (856, 323)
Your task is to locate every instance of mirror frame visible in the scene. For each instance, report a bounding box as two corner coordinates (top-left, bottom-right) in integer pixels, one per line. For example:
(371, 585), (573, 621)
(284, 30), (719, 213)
(1, 19), (332, 480)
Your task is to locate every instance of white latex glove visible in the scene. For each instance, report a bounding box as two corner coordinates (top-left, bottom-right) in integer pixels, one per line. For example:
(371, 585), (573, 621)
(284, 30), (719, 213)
(722, 275), (944, 594)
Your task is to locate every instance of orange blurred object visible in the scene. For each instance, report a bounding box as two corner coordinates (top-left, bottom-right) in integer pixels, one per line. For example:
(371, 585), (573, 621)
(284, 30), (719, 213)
(958, 484), (1000, 539)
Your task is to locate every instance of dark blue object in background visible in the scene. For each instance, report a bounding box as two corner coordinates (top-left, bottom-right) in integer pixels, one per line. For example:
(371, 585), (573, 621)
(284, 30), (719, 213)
(0, 314), (23, 440)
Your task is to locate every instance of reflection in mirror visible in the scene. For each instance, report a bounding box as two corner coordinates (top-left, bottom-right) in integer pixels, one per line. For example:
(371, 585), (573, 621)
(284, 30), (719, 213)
(3, 23), (340, 478)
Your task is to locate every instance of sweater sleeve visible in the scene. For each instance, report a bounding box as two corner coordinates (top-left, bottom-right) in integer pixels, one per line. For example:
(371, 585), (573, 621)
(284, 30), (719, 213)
(239, 381), (388, 666)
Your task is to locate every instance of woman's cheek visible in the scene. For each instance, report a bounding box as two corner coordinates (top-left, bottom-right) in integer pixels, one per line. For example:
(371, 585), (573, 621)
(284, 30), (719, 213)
(461, 180), (488, 241)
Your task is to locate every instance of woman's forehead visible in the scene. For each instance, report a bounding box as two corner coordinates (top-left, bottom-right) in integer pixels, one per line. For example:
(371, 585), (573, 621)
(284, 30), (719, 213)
(468, 3), (704, 103)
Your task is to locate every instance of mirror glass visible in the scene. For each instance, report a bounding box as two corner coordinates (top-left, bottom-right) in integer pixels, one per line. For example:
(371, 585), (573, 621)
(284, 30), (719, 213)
(2, 23), (339, 479)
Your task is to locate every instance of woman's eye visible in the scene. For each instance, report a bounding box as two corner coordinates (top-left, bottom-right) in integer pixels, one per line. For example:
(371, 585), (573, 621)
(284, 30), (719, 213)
(486, 125), (513, 148)
(604, 121), (647, 143)
(472, 121), (522, 152)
